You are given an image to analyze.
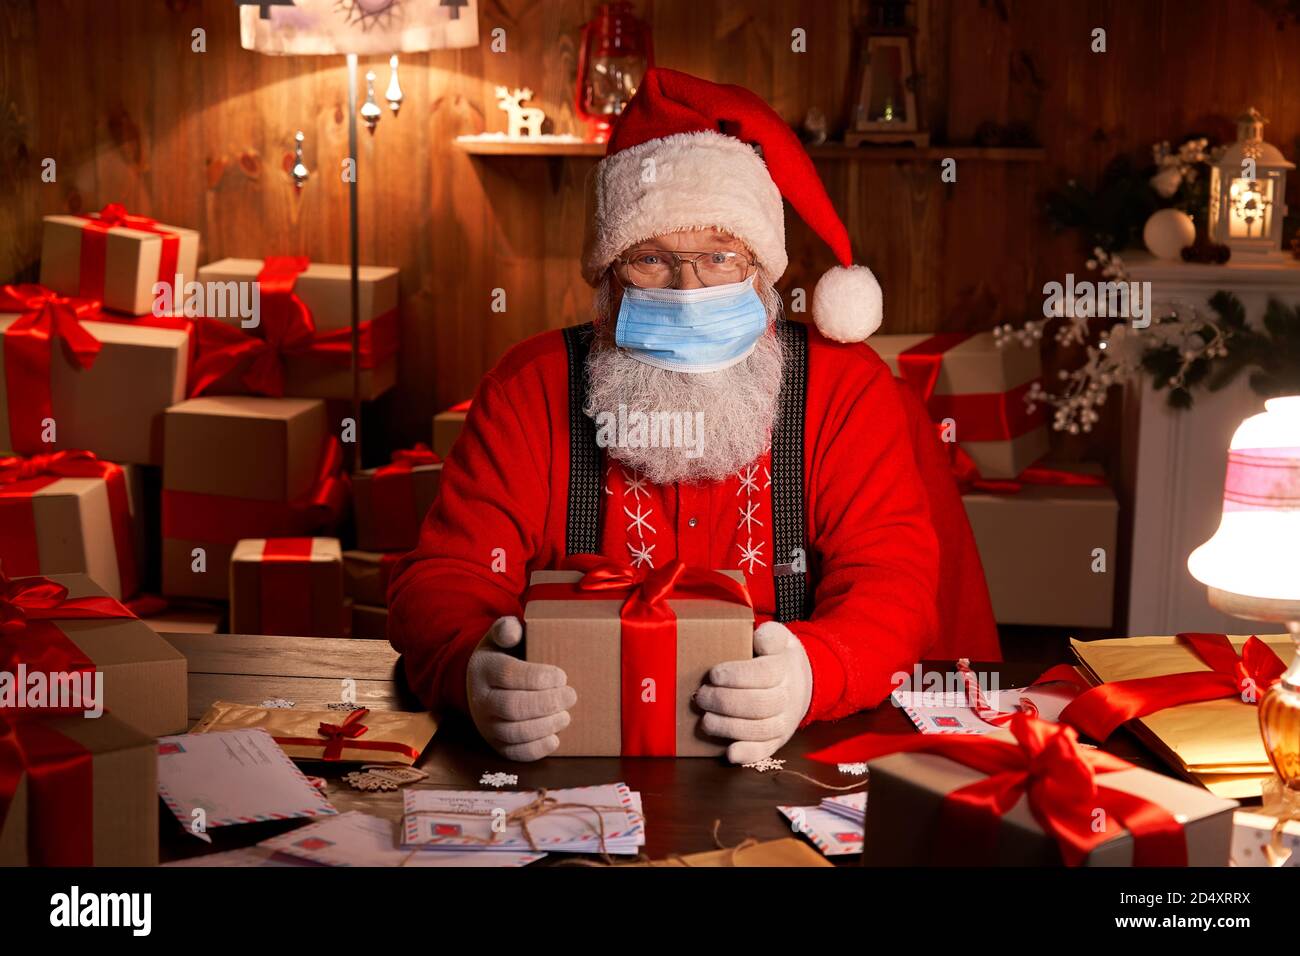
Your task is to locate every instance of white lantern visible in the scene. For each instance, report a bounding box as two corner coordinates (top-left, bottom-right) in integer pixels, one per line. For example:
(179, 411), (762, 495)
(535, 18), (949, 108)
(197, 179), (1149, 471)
(1208, 107), (1294, 258)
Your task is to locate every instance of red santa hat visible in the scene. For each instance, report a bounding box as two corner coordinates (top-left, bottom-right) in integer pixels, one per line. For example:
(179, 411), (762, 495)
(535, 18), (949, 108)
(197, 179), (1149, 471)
(582, 67), (882, 343)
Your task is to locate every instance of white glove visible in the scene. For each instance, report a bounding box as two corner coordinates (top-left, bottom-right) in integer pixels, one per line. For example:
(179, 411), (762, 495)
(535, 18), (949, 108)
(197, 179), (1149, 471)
(695, 621), (813, 765)
(466, 616), (576, 762)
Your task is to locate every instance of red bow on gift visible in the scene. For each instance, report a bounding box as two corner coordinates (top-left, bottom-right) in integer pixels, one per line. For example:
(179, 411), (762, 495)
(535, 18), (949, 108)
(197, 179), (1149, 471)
(524, 557), (753, 756)
(808, 711), (1188, 866)
(0, 284), (103, 454)
(92, 203), (160, 232)
(189, 256), (315, 397)
(377, 443), (441, 474)
(0, 449), (141, 599)
(0, 570), (136, 684)
(1058, 632), (1287, 742)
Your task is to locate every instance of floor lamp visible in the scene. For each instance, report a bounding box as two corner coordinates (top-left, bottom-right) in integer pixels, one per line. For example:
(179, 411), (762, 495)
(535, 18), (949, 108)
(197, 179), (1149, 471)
(239, 0), (479, 471)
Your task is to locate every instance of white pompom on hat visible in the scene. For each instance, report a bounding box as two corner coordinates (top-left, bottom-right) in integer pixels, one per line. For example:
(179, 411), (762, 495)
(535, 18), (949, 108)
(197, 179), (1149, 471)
(581, 67), (882, 343)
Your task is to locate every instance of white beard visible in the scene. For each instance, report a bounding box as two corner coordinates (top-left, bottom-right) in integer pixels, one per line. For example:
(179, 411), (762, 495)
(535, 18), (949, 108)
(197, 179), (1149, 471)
(584, 326), (785, 486)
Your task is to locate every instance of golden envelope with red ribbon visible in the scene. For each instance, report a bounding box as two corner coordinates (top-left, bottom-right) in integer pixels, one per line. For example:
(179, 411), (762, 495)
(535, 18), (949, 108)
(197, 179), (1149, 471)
(524, 563), (754, 757)
(192, 700), (436, 766)
(40, 210), (199, 317)
(1070, 633), (1295, 797)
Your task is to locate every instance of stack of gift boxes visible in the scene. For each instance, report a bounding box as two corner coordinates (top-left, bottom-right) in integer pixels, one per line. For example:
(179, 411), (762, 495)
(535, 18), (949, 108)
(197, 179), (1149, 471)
(872, 331), (1120, 629)
(1, 205), (432, 865)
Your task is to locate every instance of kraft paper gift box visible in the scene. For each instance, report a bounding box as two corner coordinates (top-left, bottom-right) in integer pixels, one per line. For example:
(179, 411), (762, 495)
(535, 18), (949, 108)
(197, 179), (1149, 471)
(195, 258), (398, 400)
(230, 537), (346, 638)
(862, 746), (1237, 866)
(140, 602), (226, 635)
(523, 568), (754, 757)
(40, 211), (200, 317)
(2, 573), (188, 737)
(352, 449), (442, 552)
(342, 549), (402, 606)
(963, 477), (1118, 627)
(1070, 634), (1295, 798)
(432, 402), (469, 457)
(0, 312), (189, 465)
(871, 331), (1049, 479)
(351, 603), (388, 640)
(0, 712), (158, 867)
(162, 395), (339, 600)
(192, 700), (437, 766)
(0, 459), (145, 600)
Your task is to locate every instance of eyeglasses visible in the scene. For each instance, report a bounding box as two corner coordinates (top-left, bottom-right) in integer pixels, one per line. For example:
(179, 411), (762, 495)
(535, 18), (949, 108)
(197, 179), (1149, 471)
(614, 248), (757, 289)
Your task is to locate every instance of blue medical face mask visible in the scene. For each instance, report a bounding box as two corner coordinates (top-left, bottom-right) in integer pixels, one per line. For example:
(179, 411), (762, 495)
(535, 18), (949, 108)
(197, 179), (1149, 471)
(615, 274), (768, 373)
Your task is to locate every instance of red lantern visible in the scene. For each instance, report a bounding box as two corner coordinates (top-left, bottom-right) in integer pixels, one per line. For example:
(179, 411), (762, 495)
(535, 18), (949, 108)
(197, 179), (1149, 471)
(575, 2), (653, 144)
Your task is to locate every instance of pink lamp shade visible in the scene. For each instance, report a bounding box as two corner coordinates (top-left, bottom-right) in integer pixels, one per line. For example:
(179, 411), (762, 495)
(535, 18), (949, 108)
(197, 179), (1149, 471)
(240, 0), (479, 56)
(1188, 395), (1300, 603)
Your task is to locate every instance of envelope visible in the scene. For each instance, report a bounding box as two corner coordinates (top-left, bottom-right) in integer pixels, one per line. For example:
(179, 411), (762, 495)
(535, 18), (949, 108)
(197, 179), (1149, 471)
(1070, 634), (1294, 784)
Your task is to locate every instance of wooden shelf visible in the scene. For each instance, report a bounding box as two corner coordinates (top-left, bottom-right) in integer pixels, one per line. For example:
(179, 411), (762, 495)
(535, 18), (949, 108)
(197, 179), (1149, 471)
(455, 138), (1046, 163)
(455, 139), (604, 157)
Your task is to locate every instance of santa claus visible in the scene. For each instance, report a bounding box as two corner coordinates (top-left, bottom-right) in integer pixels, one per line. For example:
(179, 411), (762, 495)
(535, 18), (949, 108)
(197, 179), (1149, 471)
(389, 68), (956, 763)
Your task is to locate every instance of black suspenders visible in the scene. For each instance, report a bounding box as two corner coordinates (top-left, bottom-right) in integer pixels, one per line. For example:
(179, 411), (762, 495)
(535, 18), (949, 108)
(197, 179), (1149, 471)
(563, 319), (810, 622)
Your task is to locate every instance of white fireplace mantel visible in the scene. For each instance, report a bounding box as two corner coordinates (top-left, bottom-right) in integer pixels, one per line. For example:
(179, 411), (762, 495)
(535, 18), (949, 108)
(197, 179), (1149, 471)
(1122, 251), (1300, 636)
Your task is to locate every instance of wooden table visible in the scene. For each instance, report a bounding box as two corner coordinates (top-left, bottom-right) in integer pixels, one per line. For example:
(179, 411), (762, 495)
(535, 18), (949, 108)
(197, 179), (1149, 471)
(159, 633), (1159, 865)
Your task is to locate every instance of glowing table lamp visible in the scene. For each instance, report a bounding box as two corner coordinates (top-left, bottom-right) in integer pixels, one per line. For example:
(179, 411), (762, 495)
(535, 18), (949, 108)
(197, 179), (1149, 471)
(1188, 395), (1300, 790)
(239, 0), (479, 468)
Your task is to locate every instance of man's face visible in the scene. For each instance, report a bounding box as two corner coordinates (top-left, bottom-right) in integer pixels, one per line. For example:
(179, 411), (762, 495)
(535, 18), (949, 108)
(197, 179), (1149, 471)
(609, 228), (753, 315)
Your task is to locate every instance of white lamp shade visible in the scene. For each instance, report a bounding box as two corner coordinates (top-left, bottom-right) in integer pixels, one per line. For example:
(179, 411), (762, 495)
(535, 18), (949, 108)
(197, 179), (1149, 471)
(1188, 395), (1300, 601)
(241, 0), (479, 56)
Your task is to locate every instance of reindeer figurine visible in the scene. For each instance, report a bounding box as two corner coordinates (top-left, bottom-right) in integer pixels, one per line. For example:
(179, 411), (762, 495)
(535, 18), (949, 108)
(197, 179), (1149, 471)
(494, 86), (546, 139)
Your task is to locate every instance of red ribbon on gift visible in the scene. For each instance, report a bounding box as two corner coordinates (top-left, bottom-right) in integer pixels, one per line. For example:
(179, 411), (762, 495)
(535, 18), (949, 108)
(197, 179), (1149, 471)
(808, 711), (1188, 866)
(162, 436), (349, 546)
(0, 570), (138, 704)
(365, 444), (442, 551)
(893, 332), (1109, 494)
(77, 203), (181, 306)
(271, 707), (421, 762)
(188, 257), (398, 398)
(0, 571), (139, 865)
(0, 450), (140, 599)
(0, 714), (95, 866)
(257, 538), (317, 637)
(523, 557), (754, 756)
(1058, 633), (1287, 742)
(0, 284), (104, 454)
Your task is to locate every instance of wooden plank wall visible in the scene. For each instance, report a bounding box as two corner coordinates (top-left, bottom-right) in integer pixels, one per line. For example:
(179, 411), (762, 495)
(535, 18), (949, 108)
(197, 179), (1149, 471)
(2, 0), (1299, 453)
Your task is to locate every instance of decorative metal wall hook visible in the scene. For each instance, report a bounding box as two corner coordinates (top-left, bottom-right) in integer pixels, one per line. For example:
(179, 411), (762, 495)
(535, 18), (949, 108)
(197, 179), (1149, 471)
(361, 70), (383, 133)
(385, 54), (403, 116)
(291, 130), (309, 188)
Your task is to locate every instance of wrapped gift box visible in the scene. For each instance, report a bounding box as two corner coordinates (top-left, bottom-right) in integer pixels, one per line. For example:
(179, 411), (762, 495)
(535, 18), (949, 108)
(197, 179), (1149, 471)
(963, 479), (1118, 627)
(162, 395), (342, 600)
(342, 549), (401, 606)
(195, 258), (398, 400)
(0, 458), (144, 600)
(431, 401), (469, 457)
(1071, 633), (1295, 797)
(1231, 808), (1300, 867)
(40, 210), (199, 316)
(352, 448), (441, 552)
(351, 602), (388, 639)
(872, 332), (1049, 479)
(0, 309), (189, 464)
(863, 745), (1236, 866)
(2, 573), (188, 736)
(140, 601), (226, 635)
(230, 537), (346, 638)
(523, 568), (753, 757)
(0, 712), (158, 866)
